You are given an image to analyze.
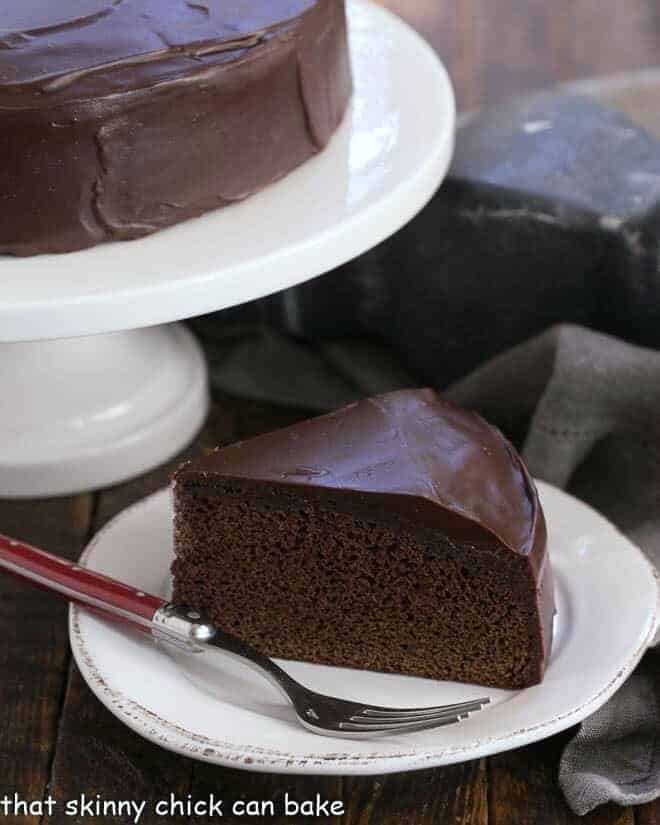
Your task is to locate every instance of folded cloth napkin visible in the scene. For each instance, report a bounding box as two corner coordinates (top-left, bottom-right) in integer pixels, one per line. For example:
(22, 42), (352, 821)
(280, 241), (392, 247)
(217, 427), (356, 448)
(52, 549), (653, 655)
(192, 318), (659, 815)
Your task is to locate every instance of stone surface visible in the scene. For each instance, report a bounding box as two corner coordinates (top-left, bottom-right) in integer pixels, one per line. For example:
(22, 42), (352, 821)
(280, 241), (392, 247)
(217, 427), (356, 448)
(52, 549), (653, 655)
(206, 90), (660, 387)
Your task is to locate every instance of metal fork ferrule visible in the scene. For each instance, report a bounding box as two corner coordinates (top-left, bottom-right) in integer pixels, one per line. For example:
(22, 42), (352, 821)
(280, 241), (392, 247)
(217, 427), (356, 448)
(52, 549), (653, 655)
(152, 602), (215, 652)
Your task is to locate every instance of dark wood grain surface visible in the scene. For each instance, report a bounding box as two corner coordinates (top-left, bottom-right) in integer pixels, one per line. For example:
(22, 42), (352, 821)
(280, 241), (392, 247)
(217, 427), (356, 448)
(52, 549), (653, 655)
(1, 2), (659, 823)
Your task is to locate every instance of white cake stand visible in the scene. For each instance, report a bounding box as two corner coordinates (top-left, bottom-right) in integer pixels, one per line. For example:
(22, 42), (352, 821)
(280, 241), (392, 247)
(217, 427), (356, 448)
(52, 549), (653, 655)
(0, 0), (455, 497)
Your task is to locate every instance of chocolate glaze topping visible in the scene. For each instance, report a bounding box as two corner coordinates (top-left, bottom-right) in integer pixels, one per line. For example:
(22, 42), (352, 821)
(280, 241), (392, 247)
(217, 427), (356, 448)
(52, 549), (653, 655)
(0, 1), (318, 100)
(177, 389), (546, 563)
(0, 0), (351, 254)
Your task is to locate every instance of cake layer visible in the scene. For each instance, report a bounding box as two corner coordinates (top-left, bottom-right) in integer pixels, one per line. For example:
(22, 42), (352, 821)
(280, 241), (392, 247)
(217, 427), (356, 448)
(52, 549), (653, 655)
(173, 484), (553, 688)
(0, 0), (351, 254)
(173, 390), (555, 689)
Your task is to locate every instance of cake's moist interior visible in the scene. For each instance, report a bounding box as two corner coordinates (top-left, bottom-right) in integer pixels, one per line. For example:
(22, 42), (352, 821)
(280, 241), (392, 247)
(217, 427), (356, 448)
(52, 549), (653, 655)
(173, 481), (545, 690)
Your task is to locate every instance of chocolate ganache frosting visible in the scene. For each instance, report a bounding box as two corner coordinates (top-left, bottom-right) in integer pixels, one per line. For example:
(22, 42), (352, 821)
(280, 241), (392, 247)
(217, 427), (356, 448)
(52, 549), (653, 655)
(0, 0), (352, 255)
(174, 389), (554, 687)
(179, 389), (544, 557)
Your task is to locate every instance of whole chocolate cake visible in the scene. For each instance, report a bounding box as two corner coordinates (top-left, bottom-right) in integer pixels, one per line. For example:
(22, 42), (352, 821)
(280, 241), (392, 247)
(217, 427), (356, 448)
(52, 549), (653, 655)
(0, 0), (351, 256)
(172, 390), (554, 690)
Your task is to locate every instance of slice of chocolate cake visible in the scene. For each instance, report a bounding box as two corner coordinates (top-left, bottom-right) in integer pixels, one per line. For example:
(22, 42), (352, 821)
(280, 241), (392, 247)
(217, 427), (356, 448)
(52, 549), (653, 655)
(172, 390), (554, 689)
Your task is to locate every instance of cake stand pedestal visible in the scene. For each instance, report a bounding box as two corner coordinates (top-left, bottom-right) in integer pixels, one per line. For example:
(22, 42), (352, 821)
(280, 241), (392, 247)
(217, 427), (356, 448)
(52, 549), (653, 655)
(0, 0), (455, 498)
(0, 326), (207, 497)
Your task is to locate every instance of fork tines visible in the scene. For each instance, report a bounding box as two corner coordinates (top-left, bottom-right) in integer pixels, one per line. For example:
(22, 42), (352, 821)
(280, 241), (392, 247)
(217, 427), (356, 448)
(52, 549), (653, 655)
(338, 696), (490, 734)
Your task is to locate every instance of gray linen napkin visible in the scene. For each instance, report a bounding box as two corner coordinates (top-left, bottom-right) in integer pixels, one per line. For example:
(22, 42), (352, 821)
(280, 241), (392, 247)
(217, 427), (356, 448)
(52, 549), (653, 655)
(193, 319), (659, 815)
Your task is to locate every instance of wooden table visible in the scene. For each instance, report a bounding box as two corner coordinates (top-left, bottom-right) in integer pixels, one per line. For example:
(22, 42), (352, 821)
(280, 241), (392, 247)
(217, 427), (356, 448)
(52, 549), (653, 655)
(2, 2), (659, 823)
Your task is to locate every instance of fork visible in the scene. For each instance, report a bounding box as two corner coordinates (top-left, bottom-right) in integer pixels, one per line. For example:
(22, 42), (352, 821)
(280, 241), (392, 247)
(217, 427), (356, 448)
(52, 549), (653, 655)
(0, 533), (489, 738)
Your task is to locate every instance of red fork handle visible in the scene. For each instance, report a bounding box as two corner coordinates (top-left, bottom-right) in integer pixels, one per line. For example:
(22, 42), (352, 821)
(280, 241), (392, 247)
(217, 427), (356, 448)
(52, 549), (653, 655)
(0, 532), (165, 635)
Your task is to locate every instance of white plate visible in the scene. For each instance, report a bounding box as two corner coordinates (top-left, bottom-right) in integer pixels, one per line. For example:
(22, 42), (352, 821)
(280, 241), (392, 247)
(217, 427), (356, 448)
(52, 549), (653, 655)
(70, 482), (659, 775)
(0, 0), (455, 342)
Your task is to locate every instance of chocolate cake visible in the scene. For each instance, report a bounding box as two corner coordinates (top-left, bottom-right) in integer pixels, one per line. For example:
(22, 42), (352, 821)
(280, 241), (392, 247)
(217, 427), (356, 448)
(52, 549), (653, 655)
(0, 0), (351, 256)
(172, 390), (554, 690)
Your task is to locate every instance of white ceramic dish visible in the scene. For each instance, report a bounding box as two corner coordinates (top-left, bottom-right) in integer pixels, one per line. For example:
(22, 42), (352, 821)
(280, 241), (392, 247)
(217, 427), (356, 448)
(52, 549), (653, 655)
(70, 482), (659, 775)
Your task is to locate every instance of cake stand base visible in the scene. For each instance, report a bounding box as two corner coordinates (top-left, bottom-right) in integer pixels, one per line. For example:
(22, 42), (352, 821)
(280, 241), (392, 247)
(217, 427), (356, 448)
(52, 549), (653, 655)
(0, 324), (209, 498)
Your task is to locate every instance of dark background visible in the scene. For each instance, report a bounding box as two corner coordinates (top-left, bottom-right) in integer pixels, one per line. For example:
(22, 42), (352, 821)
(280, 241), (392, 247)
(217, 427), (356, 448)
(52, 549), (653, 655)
(378, 0), (660, 109)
